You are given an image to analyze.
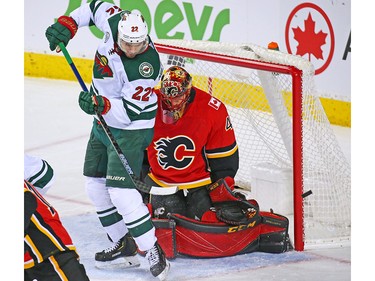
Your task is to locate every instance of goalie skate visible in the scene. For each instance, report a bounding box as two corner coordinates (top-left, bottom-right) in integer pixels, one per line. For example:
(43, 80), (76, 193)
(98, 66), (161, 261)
(95, 233), (140, 269)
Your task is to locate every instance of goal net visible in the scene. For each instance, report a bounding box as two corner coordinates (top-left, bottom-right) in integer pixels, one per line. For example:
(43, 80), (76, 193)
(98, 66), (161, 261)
(154, 39), (351, 251)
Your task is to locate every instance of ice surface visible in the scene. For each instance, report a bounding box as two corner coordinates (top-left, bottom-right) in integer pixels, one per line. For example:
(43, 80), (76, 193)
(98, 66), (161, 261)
(24, 77), (351, 281)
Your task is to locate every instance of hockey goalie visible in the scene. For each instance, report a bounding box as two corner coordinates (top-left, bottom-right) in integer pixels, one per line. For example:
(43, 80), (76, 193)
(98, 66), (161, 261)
(149, 177), (292, 259)
(141, 66), (291, 258)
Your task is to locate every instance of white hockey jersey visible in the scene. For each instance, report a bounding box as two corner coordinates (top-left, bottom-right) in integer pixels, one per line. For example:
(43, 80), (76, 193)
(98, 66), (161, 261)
(24, 154), (55, 195)
(70, 1), (163, 130)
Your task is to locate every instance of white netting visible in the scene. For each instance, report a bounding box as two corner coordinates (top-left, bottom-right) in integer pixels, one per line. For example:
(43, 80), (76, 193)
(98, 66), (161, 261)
(154, 39), (351, 249)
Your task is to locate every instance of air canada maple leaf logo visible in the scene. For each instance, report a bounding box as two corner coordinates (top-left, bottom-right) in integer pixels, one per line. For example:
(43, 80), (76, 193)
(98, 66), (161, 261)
(293, 13), (327, 61)
(285, 3), (335, 75)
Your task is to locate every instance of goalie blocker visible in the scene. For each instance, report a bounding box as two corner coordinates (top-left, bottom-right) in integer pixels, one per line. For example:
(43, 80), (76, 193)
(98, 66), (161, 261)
(151, 177), (292, 258)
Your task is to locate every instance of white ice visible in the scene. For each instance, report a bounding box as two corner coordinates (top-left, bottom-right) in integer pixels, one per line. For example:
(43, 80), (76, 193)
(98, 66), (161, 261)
(24, 77), (352, 281)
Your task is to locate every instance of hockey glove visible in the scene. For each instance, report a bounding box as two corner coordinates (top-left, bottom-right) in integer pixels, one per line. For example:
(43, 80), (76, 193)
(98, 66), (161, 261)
(45, 16), (78, 51)
(215, 200), (260, 226)
(78, 91), (111, 115)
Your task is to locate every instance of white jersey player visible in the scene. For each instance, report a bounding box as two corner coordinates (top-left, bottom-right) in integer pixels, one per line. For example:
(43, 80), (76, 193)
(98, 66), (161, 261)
(45, 1), (169, 280)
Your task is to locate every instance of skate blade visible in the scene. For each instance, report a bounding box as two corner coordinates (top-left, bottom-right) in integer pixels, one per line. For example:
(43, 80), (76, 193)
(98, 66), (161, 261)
(157, 260), (171, 281)
(95, 255), (140, 269)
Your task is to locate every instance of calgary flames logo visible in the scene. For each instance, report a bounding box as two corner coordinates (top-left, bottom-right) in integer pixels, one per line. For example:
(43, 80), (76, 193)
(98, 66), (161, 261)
(154, 136), (195, 170)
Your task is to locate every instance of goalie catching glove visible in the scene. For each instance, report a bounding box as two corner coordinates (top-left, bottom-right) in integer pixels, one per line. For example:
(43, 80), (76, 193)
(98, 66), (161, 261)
(78, 91), (111, 115)
(45, 16), (78, 52)
(215, 200), (259, 226)
(207, 177), (260, 226)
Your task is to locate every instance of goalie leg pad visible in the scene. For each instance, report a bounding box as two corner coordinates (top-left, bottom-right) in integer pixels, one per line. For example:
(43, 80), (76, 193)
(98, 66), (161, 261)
(150, 191), (187, 219)
(258, 212), (292, 253)
(185, 186), (212, 220)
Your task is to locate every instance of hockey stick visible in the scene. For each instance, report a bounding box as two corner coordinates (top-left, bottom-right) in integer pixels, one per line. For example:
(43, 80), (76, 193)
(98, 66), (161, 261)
(58, 43), (179, 195)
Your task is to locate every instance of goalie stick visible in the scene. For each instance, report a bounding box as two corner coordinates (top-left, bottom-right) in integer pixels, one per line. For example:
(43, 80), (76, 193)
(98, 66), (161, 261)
(57, 43), (179, 195)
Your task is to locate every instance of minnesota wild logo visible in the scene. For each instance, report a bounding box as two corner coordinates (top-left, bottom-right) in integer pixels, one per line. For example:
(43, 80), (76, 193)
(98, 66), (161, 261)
(139, 62), (154, 78)
(93, 51), (113, 79)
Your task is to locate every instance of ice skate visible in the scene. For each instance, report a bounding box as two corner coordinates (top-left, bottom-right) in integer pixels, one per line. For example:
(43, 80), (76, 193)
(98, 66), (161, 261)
(95, 233), (140, 269)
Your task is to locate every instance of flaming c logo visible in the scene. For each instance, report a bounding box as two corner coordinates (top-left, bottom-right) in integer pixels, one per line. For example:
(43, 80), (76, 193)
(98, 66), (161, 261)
(154, 136), (195, 170)
(285, 3), (335, 75)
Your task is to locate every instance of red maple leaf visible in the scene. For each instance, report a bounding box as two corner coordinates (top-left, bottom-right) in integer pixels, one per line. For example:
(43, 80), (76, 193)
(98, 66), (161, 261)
(292, 12), (327, 60)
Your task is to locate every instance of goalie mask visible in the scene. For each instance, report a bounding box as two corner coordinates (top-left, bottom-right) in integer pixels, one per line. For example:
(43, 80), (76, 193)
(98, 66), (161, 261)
(117, 11), (149, 58)
(159, 66), (193, 124)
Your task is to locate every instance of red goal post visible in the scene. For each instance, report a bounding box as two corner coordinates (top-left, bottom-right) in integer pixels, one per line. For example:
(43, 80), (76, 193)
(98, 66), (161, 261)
(154, 39), (351, 251)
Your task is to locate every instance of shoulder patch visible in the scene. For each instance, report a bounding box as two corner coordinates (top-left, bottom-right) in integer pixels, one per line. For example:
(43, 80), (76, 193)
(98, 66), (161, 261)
(208, 97), (221, 110)
(93, 51), (113, 78)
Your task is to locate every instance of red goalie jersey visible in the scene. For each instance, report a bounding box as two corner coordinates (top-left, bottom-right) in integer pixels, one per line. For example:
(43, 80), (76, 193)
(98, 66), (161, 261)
(147, 86), (239, 189)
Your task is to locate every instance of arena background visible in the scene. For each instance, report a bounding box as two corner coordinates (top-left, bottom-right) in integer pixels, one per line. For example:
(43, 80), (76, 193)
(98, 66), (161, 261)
(24, 0), (351, 127)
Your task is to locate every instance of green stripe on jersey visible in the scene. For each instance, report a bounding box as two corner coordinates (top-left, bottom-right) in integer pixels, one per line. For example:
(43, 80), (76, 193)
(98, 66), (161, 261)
(122, 100), (157, 121)
(90, 0), (105, 16)
(28, 160), (54, 189)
